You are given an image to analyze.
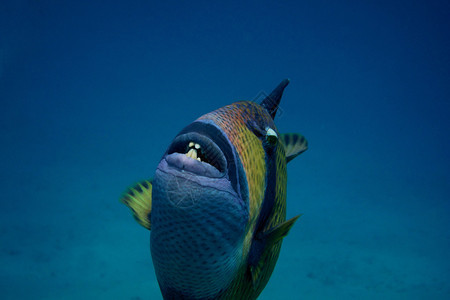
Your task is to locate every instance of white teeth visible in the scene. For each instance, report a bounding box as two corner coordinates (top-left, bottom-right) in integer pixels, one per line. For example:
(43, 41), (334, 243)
(186, 148), (197, 159)
(186, 141), (201, 160)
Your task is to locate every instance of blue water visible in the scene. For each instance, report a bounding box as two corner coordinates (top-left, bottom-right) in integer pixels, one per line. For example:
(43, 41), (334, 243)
(1, 1), (449, 299)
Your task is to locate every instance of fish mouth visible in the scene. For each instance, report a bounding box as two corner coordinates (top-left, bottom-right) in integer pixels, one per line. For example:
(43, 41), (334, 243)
(165, 132), (227, 178)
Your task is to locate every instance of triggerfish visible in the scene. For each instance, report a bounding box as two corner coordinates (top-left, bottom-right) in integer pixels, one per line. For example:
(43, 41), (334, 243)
(121, 79), (308, 299)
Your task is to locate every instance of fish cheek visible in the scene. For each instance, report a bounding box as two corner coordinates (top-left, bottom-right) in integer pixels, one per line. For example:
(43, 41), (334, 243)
(155, 173), (202, 209)
(150, 169), (248, 297)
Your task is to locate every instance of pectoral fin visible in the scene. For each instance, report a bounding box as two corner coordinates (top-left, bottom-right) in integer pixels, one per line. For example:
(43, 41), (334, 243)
(120, 180), (152, 230)
(248, 215), (301, 287)
(262, 215), (301, 245)
(281, 133), (308, 163)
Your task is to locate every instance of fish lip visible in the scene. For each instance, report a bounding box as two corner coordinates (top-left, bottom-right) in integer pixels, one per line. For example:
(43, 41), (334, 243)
(164, 153), (224, 178)
(165, 132), (227, 177)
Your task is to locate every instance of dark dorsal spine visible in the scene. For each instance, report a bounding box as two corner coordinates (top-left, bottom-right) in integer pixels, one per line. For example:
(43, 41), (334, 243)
(260, 79), (290, 119)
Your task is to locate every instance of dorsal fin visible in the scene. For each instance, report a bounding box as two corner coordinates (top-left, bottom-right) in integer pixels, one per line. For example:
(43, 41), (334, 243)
(260, 79), (290, 119)
(281, 133), (308, 163)
(120, 180), (152, 230)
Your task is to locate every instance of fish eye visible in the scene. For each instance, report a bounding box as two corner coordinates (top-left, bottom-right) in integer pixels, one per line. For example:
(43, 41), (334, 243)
(265, 127), (278, 145)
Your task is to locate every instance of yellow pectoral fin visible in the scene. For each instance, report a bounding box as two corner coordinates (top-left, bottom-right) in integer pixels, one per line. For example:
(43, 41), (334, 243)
(281, 133), (308, 163)
(120, 180), (152, 230)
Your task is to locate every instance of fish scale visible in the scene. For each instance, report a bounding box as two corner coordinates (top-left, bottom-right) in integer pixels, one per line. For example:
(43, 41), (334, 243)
(151, 166), (247, 299)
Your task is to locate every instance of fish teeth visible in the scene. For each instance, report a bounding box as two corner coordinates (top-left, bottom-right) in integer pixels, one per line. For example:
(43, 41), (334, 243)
(186, 148), (197, 159)
(185, 141), (201, 160)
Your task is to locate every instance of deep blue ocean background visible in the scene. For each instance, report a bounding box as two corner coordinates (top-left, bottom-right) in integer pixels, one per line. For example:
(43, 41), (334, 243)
(1, 1), (449, 299)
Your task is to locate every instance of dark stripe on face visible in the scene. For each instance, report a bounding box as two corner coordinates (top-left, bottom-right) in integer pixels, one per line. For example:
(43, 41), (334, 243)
(254, 141), (278, 235)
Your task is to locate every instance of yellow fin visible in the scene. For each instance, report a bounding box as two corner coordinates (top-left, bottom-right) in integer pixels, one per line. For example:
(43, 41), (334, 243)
(120, 180), (152, 230)
(281, 133), (308, 163)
